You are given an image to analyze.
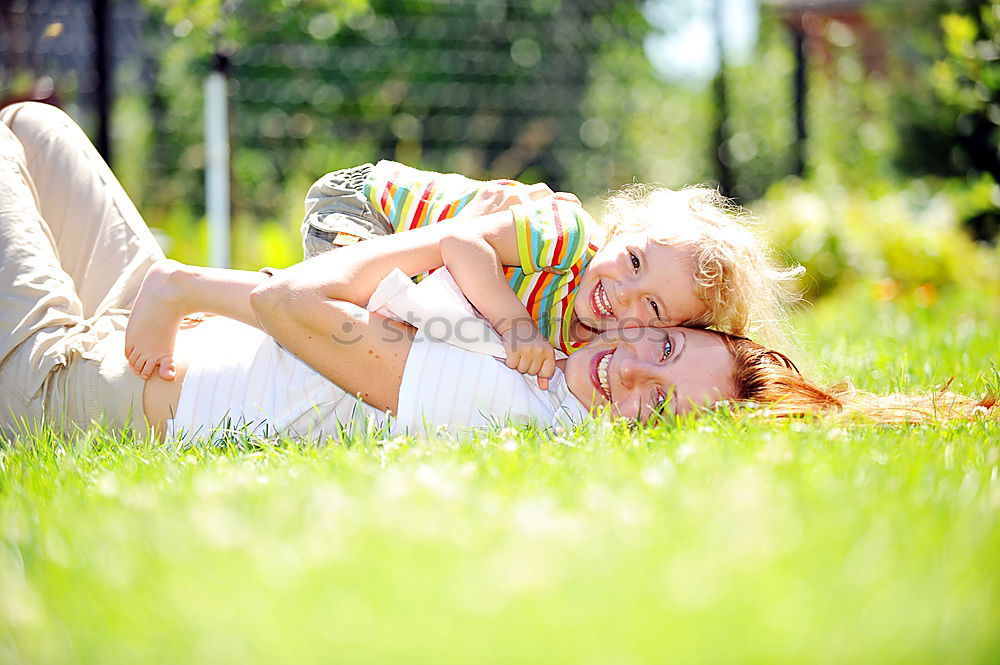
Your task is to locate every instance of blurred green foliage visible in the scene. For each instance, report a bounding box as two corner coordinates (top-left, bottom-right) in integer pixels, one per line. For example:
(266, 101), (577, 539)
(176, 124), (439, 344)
(883, 0), (1000, 185)
(134, 0), (650, 224)
(754, 175), (999, 300)
(719, 14), (798, 202)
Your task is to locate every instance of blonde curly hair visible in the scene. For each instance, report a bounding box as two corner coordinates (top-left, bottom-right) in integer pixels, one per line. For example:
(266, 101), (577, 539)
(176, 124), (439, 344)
(600, 184), (803, 350)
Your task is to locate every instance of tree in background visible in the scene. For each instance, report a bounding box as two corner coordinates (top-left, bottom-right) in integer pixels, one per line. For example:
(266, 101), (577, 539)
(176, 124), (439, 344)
(929, 1), (999, 186)
(717, 9), (797, 202)
(874, 0), (998, 242)
(884, 1), (999, 184)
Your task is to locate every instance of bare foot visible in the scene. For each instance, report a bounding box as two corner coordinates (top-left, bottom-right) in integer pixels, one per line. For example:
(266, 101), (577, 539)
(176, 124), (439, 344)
(125, 259), (188, 381)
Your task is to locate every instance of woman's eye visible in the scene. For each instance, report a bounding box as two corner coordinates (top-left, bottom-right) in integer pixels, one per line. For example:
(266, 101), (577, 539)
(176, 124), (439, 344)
(660, 338), (673, 362)
(649, 300), (660, 318)
(629, 251), (640, 272)
(653, 390), (670, 416)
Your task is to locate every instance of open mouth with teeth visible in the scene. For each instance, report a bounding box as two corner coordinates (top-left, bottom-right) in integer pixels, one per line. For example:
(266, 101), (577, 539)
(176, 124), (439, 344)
(590, 348), (614, 402)
(590, 281), (615, 320)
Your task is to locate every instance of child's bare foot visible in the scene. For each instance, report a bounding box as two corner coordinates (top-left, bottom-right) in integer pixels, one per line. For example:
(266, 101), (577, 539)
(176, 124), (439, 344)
(125, 259), (189, 381)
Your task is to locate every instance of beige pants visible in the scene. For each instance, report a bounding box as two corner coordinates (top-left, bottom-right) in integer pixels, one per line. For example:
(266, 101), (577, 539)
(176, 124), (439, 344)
(0, 102), (164, 436)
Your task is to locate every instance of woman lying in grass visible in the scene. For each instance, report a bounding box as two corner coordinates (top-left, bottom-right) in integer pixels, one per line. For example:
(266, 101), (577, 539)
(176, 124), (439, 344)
(0, 103), (991, 441)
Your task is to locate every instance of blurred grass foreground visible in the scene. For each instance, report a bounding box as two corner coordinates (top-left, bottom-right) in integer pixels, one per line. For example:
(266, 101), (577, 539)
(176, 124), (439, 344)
(1, 0), (1000, 663)
(1, 285), (998, 664)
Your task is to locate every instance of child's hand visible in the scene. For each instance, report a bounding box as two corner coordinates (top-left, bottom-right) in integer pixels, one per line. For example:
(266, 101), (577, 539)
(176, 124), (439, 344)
(500, 319), (557, 390)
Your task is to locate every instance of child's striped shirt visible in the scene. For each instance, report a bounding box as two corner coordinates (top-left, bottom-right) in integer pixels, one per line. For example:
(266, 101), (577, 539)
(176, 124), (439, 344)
(364, 160), (600, 353)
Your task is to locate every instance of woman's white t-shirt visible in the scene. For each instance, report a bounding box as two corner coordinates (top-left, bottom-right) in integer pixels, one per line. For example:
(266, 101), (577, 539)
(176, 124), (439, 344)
(167, 317), (586, 441)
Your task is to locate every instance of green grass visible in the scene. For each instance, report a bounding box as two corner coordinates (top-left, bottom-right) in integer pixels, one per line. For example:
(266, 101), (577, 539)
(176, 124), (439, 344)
(1, 281), (998, 665)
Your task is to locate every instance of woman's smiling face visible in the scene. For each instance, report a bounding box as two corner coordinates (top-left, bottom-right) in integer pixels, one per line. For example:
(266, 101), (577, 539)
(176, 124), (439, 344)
(574, 232), (710, 331)
(564, 326), (736, 421)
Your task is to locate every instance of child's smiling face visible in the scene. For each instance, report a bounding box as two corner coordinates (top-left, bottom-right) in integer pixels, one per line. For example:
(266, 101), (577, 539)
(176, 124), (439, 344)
(574, 231), (710, 332)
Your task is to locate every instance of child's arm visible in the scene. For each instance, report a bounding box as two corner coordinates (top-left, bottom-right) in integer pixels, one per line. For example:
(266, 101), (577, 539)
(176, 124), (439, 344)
(438, 212), (557, 389)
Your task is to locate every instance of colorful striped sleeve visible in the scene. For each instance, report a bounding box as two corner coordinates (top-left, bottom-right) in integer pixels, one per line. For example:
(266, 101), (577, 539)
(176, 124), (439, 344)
(363, 160), (492, 232)
(510, 198), (596, 275)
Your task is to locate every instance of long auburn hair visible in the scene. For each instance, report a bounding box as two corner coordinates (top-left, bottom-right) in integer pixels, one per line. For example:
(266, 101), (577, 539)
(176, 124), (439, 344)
(720, 334), (997, 423)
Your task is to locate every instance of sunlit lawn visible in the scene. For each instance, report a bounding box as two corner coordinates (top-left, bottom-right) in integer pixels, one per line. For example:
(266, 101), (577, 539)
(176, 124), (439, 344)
(1, 281), (997, 664)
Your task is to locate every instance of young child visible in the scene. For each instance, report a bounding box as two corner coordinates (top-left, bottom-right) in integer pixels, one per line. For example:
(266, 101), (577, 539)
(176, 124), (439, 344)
(300, 161), (802, 388)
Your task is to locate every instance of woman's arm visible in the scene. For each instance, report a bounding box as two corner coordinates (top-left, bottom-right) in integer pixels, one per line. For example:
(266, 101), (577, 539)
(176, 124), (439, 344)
(128, 257), (415, 411)
(248, 285), (413, 413)
(249, 211), (519, 408)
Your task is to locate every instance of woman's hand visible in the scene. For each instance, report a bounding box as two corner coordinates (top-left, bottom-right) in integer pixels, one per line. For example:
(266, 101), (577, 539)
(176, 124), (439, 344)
(499, 318), (557, 391)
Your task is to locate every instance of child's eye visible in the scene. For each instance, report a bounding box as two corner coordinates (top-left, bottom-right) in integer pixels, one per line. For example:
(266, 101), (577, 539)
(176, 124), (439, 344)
(629, 251), (640, 272)
(649, 299), (660, 318)
(660, 337), (673, 362)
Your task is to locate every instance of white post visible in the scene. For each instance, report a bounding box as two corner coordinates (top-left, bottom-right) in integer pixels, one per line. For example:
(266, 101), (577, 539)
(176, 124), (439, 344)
(204, 56), (230, 268)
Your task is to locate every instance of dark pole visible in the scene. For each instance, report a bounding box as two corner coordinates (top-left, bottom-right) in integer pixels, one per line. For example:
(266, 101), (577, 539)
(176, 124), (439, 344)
(791, 21), (807, 177)
(93, 0), (112, 165)
(712, 0), (734, 197)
